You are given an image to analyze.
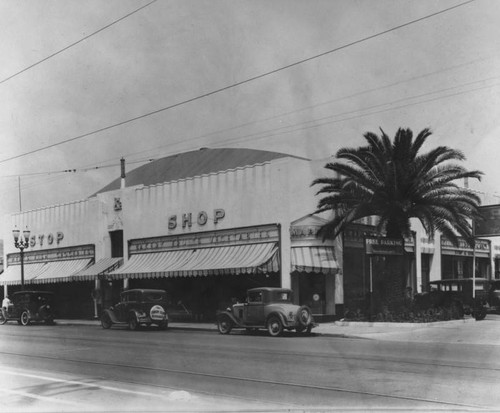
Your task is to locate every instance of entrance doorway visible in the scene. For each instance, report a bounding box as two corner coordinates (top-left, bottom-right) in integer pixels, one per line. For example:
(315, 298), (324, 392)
(297, 272), (326, 315)
(109, 230), (123, 258)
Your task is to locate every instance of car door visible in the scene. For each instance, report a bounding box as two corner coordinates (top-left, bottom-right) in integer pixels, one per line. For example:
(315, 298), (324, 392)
(245, 291), (264, 325)
(114, 292), (128, 321)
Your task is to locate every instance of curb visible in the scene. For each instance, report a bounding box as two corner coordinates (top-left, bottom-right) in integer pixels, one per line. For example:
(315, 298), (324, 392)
(332, 317), (477, 328)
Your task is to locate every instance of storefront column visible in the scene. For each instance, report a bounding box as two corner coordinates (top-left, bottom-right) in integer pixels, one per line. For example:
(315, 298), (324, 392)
(325, 274), (335, 315)
(123, 278), (129, 290)
(280, 222), (291, 289)
(3, 285), (7, 297)
(93, 279), (100, 318)
(415, 232), (422, 293)
(430, 233), (442, 281)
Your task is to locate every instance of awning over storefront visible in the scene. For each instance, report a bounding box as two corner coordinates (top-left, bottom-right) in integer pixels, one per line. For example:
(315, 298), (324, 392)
(32, 259), (93, 284)
(0, 262), (48, 286)
(108, 242), (279, 279)
(291, 246), (339, 275)
(72, 257), (123, 281)
(1, 259), (92, 286)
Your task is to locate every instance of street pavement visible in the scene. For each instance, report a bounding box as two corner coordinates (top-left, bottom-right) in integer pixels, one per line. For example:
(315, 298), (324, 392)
(56, 313), (500, 345)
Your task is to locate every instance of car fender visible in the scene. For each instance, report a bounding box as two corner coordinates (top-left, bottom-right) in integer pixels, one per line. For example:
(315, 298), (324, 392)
(103, 309), (121, 324)
(265, 311), (287, 327)
(216, 310), (244, 327)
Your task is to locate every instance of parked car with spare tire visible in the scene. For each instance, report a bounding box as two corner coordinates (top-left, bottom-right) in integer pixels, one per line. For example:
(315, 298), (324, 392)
(216, 287), (317, 337)
(0, 291), (56, 326)
(101, 289), (169, 330)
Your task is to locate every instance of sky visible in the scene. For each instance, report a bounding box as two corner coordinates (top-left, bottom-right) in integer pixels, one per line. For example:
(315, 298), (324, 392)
(1, 0), (500, 237)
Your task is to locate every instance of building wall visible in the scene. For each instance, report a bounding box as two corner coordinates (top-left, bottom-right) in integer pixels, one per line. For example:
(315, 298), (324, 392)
(3, 198), (101, 257)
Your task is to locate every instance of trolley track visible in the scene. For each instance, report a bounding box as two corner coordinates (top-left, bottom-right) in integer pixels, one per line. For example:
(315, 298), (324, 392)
(2, 328), (499, 374)
(0, 349), (492, 410)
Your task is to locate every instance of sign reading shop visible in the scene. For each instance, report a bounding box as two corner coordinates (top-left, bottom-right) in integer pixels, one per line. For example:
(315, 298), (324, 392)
(168, 208), (225, 230)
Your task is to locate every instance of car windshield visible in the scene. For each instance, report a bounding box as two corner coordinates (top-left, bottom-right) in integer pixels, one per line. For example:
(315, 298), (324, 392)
(143, 292), (166, 302)
(272, 291), (292, 302)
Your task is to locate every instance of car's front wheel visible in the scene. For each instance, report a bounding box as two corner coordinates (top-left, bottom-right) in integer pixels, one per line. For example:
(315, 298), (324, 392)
(101, 313), (112, 329)
(217, 316), (232, 334)
(128, 314), (139, 331)
(20, 311), (30, 326)
(267, 315), (283, 337)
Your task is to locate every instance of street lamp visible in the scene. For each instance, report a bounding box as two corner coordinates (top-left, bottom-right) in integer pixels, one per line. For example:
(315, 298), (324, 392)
(13, 226), (30, 290)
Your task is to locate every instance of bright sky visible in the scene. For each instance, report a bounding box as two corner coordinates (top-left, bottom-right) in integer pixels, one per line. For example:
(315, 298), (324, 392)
(1, 0), (500, 236)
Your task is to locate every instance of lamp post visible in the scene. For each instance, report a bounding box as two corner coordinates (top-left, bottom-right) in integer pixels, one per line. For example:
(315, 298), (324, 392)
(13, 226), (30, 290)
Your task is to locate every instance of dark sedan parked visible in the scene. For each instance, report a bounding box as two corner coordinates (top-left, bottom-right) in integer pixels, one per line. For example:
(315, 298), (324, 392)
(101, 289), (169, 330)
(1, 291), (56, 326)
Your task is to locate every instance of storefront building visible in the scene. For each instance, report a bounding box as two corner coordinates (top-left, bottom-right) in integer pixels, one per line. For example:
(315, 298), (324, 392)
(2, 148), (498, 320)
(1, 148), (341, 320)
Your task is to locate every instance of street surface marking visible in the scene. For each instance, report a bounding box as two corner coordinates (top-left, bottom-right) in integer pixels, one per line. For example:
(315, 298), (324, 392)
(0, 387), (85, 407)
(3, 368), (195, 400)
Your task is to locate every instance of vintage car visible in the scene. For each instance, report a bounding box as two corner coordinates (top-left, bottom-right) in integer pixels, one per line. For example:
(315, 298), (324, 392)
(101, 288), (169, 330)
(216, 287), (317, 337)
(415, 278), (490, 320)
(0, 291), (56, 326)
(487, 279), (500, 312)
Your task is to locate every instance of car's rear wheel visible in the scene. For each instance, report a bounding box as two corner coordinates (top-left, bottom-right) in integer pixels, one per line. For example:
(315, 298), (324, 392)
(296, 325), (313, 335)
(267, 316), (283, 337)
(128, 314), (139, 331)
(217, 316), (232, 334)
(101, 313), (112, 329)
(473, 306), (487, 321)
(20, 311), (30, 326)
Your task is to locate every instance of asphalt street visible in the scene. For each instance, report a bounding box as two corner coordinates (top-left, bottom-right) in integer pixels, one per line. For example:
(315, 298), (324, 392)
(0, 316), (499, 412)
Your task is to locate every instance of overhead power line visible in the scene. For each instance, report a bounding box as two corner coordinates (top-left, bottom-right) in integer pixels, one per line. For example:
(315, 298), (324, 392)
(0, 0), (157, 86)
(0, 0), (475, 165)
(2, 64), (493, 181)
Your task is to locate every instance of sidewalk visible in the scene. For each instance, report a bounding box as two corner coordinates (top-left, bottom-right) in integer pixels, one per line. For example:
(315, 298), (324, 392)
(55, 314), (500, 345)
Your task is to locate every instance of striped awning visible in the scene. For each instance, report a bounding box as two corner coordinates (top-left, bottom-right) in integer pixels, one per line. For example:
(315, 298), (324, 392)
(32, 259), (93, 284)
(291, 246), (339, 274)
(72, 257), (123, 280)
(108, 242), (279, 279)
(0, 262), (48, 286)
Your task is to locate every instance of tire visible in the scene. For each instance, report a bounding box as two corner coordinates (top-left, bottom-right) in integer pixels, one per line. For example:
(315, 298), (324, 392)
(128, 314), (139, 331)
(450, 301), (464, 319)
(473, 306), (487, 321)
(159, 321), (168, 330)
(267, 315), (283, 337)
(0, 313), (7, 325)
(20, 311), (30, 326)
(217, 316), (232, 334)
(296, 306), (312, 328)
(101, 313), (112, 329)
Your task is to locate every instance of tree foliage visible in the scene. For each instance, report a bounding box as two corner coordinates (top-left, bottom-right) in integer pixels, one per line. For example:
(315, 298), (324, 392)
(312, 128), (483, 246)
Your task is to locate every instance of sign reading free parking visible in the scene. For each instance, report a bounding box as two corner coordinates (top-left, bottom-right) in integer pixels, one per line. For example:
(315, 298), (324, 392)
(475, 205), (500, 237)
(365, 237), (404, 256)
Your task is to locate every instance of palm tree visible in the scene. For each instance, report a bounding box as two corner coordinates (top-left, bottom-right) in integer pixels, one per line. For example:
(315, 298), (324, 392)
(312, 127), (483, 310)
